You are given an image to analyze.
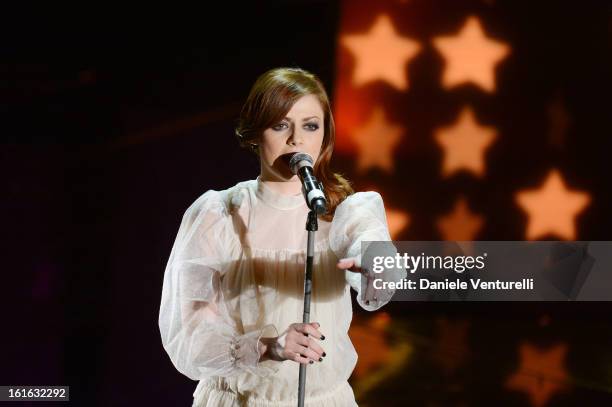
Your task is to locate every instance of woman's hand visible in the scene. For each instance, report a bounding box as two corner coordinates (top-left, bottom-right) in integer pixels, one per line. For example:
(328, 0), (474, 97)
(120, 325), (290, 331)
(337, 257), (378, 305)
(336, 257), (361, 274)
(260, 322), (326, 365)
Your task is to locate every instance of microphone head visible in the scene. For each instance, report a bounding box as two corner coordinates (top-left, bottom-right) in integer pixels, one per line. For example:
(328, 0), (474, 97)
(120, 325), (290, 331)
(288, 152), (314, 175)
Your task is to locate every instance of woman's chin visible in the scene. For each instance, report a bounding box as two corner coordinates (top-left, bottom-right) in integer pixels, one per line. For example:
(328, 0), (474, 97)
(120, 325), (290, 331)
(272, 164), (298, 181)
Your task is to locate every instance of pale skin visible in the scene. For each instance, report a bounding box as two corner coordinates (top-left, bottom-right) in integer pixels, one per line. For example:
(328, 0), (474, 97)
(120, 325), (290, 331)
(254, 94), (364, 365)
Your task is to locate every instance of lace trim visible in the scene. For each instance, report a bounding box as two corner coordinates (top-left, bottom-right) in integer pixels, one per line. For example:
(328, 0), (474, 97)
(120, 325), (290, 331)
(229, 337), (241, 364)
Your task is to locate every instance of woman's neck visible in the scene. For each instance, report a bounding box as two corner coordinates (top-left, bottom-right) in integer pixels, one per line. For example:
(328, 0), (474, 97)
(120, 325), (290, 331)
(259, 175), (302, 196)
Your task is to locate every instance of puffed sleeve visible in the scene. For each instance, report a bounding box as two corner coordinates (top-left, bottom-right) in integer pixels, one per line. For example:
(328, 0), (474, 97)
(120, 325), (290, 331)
(329, 192), (407, 311)
(158, 190), (278, 381)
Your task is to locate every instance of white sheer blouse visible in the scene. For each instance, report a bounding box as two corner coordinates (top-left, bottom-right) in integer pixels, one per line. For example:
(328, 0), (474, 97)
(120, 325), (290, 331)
(158, 177), (405, 406)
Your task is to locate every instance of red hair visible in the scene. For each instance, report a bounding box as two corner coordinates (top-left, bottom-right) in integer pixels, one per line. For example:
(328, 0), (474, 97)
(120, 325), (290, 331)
(235, 67), (353, 221)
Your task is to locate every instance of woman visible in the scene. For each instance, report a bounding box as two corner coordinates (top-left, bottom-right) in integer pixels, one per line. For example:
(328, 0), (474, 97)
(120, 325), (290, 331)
(159, 67), (405, 406)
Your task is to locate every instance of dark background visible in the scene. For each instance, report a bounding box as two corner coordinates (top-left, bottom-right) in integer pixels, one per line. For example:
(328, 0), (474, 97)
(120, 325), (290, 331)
(2, 1), (612, 405)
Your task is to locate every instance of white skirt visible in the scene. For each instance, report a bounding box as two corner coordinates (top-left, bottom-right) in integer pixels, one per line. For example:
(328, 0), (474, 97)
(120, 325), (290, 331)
(192, 379), (358, 407)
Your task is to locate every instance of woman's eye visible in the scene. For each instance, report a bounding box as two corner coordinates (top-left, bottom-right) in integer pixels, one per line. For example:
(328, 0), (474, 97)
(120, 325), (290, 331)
(272, 123), (288, 131)
(305, 123), (319, 131)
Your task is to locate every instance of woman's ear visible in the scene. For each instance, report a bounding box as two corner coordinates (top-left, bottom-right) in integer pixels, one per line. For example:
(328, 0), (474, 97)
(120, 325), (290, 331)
(250, 137), (261, 154)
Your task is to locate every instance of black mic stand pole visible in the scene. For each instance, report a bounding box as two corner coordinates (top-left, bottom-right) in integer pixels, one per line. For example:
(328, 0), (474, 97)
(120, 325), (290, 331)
(297, 209), (318, 407)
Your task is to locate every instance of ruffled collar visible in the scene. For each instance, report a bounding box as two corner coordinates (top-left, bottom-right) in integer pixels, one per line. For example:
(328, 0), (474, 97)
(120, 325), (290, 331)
(255, 176), (306, 210)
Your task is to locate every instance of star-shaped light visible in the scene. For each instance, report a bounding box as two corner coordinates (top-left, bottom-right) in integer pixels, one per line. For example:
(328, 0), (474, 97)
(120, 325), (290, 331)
(434, 106), (497, 178)
(350, 107), (404, 174)
(341, 14), (421, 91)
(433, 15), (510, 92)
(349, 313), (392, 379)
(349, 313), (413, 400)
(505, 342), (570, 407)
(437, 196), (484, 241)
(515, 169), (591, 240)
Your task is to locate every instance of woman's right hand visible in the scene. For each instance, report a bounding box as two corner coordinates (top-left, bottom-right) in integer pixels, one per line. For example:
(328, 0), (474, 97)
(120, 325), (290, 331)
(262, 322), (326, 365)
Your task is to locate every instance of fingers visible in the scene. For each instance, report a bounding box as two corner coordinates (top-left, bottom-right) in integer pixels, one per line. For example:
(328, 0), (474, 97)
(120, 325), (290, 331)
(293, 343), (321, 362)
(336, 258), (355, 270)
(294, 322), (324, 340)
(289, 352), (314, 365)
(297, 335), (326, 358)
(286, 343), (324, 365)
(361, 268), (379, 305)
(364, 276), (376, 304)
(285, 322), (326, 364)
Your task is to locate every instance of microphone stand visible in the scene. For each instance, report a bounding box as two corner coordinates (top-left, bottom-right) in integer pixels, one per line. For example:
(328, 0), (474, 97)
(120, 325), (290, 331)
(297, 209), (318, 407)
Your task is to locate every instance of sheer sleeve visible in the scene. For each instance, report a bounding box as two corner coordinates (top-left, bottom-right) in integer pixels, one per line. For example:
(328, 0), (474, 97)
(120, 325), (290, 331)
(329, 192), (407, 311)
(158, 191), (278, 381)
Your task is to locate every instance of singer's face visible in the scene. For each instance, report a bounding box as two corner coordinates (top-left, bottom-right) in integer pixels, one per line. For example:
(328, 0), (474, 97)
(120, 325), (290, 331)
(259, 94), (325, 181)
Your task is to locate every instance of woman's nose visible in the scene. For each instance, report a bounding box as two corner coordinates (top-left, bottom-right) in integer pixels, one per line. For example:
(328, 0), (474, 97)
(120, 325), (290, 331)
(288, 129), (304, 145)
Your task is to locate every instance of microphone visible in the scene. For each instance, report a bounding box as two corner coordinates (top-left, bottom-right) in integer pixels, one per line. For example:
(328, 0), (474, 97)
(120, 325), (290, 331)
(288, 153), (327, 215)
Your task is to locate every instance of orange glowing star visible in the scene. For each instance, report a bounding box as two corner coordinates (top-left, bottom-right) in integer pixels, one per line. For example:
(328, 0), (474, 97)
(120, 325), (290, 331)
(350, 107), (404, 174)
(433, 16), (510, 92)
(341, 14), (421, 91)
(437, 196), (484, 241)
(434, 106), (497, 178)
(515, 169), (591, 240)
(349, 313), (392, 379)
(386, 207), (411, 239)
(505, 342), (570, 407)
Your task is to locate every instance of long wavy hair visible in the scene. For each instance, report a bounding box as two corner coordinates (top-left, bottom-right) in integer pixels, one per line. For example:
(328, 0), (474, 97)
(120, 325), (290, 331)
(235, 67), (353, 221)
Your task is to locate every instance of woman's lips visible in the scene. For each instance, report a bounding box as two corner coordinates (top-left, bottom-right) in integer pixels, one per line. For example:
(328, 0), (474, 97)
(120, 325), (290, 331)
(280, 152), (298, 166)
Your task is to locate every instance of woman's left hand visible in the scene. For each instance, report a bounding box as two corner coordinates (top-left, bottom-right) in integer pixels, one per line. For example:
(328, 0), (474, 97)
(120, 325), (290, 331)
(337, 257), (378, 305)
(336, 257), (361, 273)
